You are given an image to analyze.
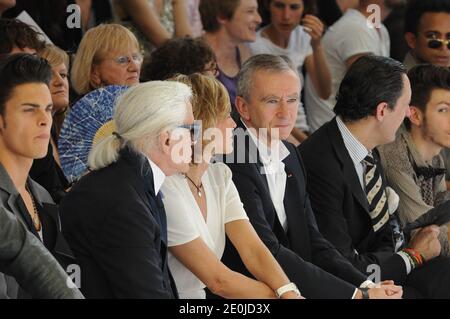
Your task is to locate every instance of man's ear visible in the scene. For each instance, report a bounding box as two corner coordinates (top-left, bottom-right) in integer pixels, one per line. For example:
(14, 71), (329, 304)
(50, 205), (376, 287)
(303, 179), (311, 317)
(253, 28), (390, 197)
(375, 102), (389, 121)
(235, 96), (250, 121)
(158, 131), (171, 154)
(405, 32), (417, 51)
(409, 106), (423, 127)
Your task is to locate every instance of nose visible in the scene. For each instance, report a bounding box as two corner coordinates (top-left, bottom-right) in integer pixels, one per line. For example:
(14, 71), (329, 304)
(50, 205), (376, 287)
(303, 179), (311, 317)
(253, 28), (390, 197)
(38, 109), (52, 127)
(283, 6), (291, 20)
(52, 73), (64, 88)
(128, 58), (140, 72)
(277, 100), (291, 118)
(230, 117), (237, 129)
(255, 11), (262, 25)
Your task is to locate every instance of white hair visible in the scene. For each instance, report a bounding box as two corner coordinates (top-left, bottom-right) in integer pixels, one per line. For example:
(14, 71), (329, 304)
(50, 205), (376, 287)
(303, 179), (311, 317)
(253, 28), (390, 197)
(88, 81), (192, 170)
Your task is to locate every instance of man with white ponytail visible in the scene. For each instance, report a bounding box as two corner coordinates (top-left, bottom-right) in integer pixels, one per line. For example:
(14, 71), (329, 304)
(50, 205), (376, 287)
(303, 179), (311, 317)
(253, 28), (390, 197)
(59, 81), (195, 299)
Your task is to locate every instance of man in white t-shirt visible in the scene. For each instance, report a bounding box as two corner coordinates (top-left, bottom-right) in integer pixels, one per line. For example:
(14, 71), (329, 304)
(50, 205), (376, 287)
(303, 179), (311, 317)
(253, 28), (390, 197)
(305, 0), (400, 132)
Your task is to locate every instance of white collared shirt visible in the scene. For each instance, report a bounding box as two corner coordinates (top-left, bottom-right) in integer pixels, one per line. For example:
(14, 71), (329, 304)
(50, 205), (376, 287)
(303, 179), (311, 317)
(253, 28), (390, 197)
(147, 157), (166, 196)
(336, 116), (370, 191)
(242, 120), (290, 231)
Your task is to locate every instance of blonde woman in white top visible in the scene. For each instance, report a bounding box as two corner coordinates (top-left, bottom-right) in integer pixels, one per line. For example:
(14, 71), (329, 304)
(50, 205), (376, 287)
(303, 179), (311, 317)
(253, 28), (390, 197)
(162, 74), (301, 299)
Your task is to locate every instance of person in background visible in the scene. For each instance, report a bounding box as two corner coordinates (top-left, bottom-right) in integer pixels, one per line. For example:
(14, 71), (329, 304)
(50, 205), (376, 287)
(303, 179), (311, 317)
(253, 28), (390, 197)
(0, 18), (44, 54)
(403, 0), (450, 189)
(71, 23), (142, 98)
(142, 37), (217, 81)
(0, 0), (15, 17)
(200, 0), (262, 117)
(113, 0), (192, 52)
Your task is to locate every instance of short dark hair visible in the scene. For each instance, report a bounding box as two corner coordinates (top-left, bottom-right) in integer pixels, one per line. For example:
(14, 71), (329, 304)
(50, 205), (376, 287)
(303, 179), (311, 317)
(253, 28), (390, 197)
(405, 0), (450, 35)
(0, 54), (52, 117)
(142, 37), (216, 81)
(334, 55), (407, 122)
(404, 64), (450, 130)
(199, 0), (241, 32)
(0, 18), (45, 54)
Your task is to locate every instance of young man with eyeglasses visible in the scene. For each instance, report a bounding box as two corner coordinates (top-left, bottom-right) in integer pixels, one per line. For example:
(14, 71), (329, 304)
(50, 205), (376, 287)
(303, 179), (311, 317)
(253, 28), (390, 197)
(404, 0), (450, 69)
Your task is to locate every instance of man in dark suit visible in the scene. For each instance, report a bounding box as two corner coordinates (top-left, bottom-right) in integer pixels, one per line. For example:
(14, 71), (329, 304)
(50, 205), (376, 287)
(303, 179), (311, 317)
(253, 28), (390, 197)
(0, 206), (83, 299)
(60, 81), (195, 298)
(219, 54), (402, 299)
(299, 55), (450, 298)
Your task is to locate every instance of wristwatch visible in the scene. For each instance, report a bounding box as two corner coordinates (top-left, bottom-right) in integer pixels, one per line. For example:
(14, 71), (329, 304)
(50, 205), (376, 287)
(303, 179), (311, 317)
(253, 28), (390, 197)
(275, 283), (301, 298)
(359, 287), (370, 299)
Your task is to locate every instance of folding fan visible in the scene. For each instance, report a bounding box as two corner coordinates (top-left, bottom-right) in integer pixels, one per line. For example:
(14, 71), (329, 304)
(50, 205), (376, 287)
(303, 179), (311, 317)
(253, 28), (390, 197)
(58, 85), (129, 183)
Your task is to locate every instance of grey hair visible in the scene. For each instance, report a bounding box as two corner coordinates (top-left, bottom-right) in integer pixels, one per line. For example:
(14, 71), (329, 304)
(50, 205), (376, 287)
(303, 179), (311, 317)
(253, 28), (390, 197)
(88, 81), (192, 170)
(237, 54), (299, 101)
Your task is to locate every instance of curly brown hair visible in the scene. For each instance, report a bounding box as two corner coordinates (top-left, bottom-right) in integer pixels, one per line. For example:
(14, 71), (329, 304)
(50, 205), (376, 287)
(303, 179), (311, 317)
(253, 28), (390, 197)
(142, 37), (216, 81)
(0, 18), (45, 54)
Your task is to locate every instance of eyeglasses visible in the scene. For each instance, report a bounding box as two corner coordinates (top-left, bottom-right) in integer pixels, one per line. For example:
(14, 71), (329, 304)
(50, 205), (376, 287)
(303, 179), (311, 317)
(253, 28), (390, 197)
(175, 122), (201, 145)
(111, 53), (144, 66)
(427, 37), (450, 50)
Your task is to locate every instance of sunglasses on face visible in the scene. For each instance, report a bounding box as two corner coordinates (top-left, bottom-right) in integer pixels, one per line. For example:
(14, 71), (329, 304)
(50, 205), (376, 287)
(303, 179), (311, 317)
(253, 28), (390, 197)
(176, 122), (201, 145)
(427, 37), (450, 50)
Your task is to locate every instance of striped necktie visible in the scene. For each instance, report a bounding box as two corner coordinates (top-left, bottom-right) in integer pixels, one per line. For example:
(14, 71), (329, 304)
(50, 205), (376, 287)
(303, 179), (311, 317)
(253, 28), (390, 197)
(362, 155), (390, 232)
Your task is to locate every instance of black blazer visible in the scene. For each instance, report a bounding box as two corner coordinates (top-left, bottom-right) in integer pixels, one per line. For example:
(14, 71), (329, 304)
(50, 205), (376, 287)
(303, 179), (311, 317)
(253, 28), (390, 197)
(298, 118), (408, 284)
(60, 147), (178, 299)
(219, 120), (367, 299)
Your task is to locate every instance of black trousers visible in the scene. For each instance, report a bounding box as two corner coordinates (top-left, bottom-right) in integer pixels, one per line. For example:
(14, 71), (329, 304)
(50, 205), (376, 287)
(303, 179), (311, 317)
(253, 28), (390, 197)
(402, 256), (450, 299)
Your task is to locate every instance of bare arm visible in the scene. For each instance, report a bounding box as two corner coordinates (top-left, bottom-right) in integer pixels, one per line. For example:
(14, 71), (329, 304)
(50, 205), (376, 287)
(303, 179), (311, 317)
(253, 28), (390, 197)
(169, 237), (276, 298)
(118, 0), (171, 47)
(171, 0), (193, 38)
(225, 220), (301, 299)
(303, 15), (331, 99)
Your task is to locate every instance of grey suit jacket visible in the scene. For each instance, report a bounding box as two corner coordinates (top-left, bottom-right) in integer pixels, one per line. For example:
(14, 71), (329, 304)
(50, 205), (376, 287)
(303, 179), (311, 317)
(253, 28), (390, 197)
(0, 206), (83, 299)
(0, 163), (73, 298)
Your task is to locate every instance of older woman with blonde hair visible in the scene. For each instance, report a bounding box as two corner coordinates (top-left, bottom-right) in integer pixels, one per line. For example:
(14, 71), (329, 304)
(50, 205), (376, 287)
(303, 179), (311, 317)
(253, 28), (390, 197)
(71, 23), (142, 97)
(162, 73), (301, 299)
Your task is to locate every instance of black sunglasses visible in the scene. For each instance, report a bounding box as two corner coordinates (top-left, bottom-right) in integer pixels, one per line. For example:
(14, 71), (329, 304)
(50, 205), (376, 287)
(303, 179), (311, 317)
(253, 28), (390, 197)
(428, 38), (450, 50)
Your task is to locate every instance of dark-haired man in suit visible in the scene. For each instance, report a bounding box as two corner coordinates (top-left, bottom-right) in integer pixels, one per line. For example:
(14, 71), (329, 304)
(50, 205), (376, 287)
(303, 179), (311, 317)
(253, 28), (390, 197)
(299, 55), (450, 298)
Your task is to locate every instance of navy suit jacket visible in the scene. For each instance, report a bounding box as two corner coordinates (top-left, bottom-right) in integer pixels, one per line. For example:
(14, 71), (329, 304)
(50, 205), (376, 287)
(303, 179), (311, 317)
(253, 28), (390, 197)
(60, 147), (178, 298)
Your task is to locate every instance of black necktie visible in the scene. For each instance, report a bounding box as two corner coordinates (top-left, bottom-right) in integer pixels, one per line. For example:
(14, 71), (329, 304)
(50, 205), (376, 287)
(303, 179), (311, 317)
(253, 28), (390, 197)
(362, 155), (390, 232)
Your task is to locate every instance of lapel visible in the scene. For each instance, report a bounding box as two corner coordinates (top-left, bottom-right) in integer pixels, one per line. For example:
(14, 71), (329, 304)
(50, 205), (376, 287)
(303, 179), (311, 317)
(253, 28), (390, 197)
(120, 147), (168, 250)
(327, 118), (369, 213)
(282, 148), (312, 260)
(0, 163), (38, 233)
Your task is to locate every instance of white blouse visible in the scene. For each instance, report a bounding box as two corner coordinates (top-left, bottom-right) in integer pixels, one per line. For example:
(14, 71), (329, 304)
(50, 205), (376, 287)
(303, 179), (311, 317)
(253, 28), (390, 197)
(161, 162), (248, 299)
